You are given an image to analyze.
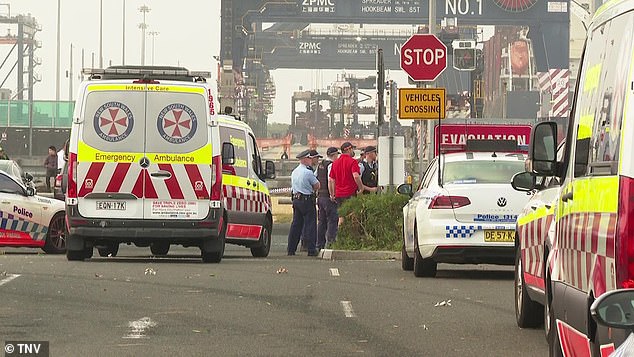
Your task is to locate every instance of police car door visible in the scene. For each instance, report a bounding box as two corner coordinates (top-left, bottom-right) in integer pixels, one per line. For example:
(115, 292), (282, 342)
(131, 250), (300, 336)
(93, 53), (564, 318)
(0, 174), (42, 242)
(77, 85), (146, 220)
(144, 84), (212, 220)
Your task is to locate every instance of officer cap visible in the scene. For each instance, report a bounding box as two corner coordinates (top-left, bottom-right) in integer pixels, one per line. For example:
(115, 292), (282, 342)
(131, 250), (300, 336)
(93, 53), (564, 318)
(341, 142), (355, 151)
(308, 149), (322, 158)
(296, 149), (311, 159)
(364, 145), (377, 154)
(326, 147), (340, 156)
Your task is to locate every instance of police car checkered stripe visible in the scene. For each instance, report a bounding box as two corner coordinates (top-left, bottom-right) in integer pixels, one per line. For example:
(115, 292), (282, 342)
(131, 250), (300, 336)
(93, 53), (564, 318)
(445, 225), (483, 238)
(0, 211), (48, 241)
(554, 212), (617, 294)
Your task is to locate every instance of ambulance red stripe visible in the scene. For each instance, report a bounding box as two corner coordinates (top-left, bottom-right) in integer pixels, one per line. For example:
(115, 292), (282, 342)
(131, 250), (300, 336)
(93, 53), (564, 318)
(106, 163), (131, 193)
(226, 223), (262, 239)
(158, 164), (184, 199)
(79, 162), (105, 197)
(556, 320), (591, 357)
(184, 164), (209, 199)
(144, 170), (158, 199)
(131, 170), (144, 198)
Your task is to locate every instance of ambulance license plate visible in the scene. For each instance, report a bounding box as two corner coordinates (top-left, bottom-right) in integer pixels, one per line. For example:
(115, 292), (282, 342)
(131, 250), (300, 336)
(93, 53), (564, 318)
(484, 230), (515, 242)
(96, 201), (126, 211)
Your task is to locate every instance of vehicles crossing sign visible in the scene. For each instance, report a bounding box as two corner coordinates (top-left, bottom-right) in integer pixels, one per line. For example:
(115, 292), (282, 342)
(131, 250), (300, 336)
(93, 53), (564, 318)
(398, 88), (446, 120)
(400, 34), (448, 82)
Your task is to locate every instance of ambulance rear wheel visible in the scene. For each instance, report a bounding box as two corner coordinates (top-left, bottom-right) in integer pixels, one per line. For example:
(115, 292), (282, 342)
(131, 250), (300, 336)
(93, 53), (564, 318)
(98, 243), (119, 257)
(202, 222), (226, 263)
(413, 227), (436, 277)
(150, 243), (170, 256)
(42, 213), (66, 254)
(251, 219), (271, 258)
(514, 247), (543, 328)
(66, 234), (91, 261)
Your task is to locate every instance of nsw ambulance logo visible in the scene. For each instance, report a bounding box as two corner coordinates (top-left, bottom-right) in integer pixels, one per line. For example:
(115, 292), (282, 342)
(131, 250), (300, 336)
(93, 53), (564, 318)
(157, 103), (198, 144)
(93, 101), (134, 142)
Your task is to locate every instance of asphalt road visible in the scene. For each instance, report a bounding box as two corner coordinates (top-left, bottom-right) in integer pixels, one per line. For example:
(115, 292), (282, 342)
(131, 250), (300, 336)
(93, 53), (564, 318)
(0, 224), (548, 356)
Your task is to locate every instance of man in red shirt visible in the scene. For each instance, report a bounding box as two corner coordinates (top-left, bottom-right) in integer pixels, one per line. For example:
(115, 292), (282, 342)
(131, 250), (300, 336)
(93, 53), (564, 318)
(328, 142), (365, 206)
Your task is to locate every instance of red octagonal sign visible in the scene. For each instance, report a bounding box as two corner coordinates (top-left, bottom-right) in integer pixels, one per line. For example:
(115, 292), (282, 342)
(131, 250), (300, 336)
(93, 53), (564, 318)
(400, 34), (447, 82)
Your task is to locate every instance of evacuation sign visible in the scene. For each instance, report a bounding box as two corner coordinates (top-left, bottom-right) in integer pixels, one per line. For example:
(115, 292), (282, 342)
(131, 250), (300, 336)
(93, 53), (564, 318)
(398, 88), (446, 120)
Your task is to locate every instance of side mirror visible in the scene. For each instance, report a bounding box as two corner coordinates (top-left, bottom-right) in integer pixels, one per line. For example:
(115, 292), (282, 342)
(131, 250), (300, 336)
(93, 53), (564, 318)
(511, 172), (537, 192)
(397, 183), (413, 197)
(265, 160), (276, 180)
(530, 122), (558, 176)
(26, 187), (35, 196)
(591, 289), (634, 329)
(222, 142), (235, 165)
(24, 172), (33, 182)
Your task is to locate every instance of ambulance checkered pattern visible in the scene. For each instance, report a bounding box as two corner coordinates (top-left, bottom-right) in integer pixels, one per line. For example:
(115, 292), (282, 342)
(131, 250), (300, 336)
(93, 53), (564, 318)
(77, 162), (211, 200)
(223, 185), (271, 214)
(519, 215), (552, 281)
(555, 212), (617, 295)
(0, 211), (48, 241)
(446, 225), (482, 238)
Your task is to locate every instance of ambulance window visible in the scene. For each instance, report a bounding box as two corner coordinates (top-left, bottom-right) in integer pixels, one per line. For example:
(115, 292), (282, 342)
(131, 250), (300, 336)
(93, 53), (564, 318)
(219, 126), (248, 177)
(145, 92), (208, 154)
(247, 133), (263, 177)
(572, 15), (632, 177)
(81, 91), (145, 153)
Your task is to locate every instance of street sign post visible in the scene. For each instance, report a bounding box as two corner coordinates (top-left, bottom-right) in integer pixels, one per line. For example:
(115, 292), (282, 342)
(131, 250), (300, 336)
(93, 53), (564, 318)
(398, 88), (445, 120)
(400, 34), (448, 82)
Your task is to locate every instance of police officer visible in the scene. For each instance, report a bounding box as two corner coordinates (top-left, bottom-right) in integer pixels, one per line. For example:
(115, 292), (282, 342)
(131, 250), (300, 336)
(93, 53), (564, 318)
(316, 147), (340, 250)
(359, 146), (379, 193)
(287, 149), (320, 256)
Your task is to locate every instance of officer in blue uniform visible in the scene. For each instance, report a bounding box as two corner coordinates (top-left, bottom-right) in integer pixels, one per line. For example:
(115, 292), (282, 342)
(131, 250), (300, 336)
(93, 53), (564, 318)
(287, 149), (320, 256)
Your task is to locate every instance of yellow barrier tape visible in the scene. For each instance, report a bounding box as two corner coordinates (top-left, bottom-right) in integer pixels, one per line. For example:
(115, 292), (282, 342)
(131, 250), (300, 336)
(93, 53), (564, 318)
(223, 174), (270, 196)
(77, 140), (212, 164)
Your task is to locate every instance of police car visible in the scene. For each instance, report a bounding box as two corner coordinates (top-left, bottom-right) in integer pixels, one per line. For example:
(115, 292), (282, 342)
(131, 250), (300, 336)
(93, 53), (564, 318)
(398, 142), (531, 277)
(0, 170), (66, 253)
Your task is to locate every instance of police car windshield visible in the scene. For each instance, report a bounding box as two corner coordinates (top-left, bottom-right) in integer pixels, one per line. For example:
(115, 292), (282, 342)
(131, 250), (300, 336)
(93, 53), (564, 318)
(443, 160), (525, 184)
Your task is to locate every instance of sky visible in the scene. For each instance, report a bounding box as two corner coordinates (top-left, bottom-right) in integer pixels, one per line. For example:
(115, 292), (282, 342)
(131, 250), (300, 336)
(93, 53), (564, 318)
(3, 0), (401, 124)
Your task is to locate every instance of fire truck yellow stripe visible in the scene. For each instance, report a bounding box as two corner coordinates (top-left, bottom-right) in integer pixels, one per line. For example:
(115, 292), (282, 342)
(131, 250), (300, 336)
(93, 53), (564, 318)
(77, 141), (212, 164)
(223, 174), (270, 196)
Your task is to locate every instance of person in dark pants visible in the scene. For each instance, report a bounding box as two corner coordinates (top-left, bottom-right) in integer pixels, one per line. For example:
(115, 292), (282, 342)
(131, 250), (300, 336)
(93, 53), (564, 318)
(316, 147), (340, 250)
(359, 145), (379, 194)
(44, 145), (58, 192)
(287, 149), (320, 256)
(299, 149), (323, 252)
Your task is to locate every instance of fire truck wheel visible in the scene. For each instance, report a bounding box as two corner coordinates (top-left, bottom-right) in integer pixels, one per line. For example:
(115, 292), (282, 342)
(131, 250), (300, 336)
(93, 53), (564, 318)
(514, 247), (544, 328)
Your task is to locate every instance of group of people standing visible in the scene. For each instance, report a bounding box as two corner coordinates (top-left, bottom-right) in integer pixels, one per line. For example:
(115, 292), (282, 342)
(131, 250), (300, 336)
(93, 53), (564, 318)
(287, 142), (379, 256)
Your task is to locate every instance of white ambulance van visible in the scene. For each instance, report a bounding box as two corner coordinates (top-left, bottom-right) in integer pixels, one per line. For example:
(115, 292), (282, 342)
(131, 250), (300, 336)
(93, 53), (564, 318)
(65, 66), (275, 263)
(511, 1), (634, 354)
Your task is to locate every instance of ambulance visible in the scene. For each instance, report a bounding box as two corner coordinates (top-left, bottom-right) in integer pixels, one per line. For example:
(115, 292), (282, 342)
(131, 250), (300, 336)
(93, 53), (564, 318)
(65, 66), (275, 263)
(511, 1), (634, 354)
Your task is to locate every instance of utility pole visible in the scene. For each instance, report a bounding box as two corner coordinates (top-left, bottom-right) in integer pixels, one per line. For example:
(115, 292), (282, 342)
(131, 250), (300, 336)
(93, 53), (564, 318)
(122, 0), (126, 65)
(99, 0), (103, 68)
(138, 5), (150, 65)
(55, 0), (60, 124)
(69, 43), (73, 101)
(148, 31), (159, 65)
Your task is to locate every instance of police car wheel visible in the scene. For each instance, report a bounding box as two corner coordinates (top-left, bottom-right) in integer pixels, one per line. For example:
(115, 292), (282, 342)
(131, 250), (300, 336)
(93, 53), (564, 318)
(401, 242), (414, 271)
(42, 213), (66, 254)
(97, 244), (119, 257)
(514, 247), (543, 328)
(150, 243), (170, 256)
(413, 228), (437, 278)
(251, 219), (272, 258)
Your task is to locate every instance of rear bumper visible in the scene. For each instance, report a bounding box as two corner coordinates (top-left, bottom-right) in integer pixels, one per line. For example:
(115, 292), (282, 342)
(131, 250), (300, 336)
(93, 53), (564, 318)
(66, 205), (223, 242)
(430, 245), (515, 265)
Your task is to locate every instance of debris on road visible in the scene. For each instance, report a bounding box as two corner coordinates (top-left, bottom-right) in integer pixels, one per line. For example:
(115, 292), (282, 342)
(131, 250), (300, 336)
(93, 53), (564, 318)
(95, 273), (103, 278)
(144, 268), (157, 276)
(434, 299), (452, 307)
(276, 267), (288, 274)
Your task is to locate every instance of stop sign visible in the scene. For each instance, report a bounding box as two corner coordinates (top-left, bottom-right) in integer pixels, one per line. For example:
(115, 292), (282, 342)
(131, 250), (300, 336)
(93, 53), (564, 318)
(400, 34), (447, 82)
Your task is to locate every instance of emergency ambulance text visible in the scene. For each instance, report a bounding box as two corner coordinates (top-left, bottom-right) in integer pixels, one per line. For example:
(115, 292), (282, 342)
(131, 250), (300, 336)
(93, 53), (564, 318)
(95, 153), (136, 162)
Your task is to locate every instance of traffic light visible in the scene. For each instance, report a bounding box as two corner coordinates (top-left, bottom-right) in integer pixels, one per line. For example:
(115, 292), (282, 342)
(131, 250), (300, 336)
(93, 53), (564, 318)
(453, 48), (476, 71)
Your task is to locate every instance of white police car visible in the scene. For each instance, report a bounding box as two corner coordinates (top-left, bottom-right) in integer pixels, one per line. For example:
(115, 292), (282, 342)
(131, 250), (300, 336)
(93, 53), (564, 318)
(0, 170), (66, 253)
(398, 146), (532, 277)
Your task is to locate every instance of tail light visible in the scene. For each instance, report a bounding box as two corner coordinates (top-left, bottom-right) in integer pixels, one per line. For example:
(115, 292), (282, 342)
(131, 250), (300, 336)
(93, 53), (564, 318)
(210, 155), (223, 201)
(66, 152), (78, 203)
(617, 176), (634, 288)
(429, 195), (471, 209)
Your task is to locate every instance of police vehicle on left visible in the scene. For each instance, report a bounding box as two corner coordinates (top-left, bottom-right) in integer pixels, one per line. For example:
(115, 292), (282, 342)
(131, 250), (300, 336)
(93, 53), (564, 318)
(0, 170), (66, 253)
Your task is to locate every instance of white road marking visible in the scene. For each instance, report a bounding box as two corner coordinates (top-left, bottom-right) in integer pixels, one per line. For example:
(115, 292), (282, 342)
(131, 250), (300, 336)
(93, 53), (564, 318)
(123, 317), (157, 339)
(329, 268), (340, 277)
(341, 301), (356, 318)
(0, 274), (20, 286)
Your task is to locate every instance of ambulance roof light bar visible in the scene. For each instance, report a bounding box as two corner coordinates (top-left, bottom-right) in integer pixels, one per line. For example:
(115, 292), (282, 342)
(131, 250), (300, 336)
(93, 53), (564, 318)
(82, 66), (211, 82)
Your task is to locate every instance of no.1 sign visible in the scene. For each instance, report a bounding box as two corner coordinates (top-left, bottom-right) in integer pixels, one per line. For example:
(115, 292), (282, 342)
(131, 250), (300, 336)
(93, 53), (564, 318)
(400, 34), (448, 82)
